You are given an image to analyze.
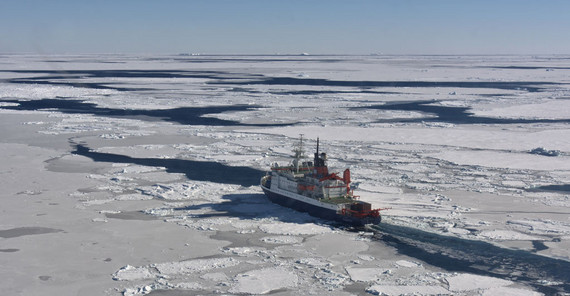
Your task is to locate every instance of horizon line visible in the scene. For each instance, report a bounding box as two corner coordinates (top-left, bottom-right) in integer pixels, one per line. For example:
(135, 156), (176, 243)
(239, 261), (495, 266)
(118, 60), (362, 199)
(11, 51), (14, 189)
(2, 52), (570, 57)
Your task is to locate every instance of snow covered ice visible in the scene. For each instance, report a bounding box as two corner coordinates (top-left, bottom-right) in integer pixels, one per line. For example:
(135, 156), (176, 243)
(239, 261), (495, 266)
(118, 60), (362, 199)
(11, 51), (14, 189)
(1, 54), (570, 295)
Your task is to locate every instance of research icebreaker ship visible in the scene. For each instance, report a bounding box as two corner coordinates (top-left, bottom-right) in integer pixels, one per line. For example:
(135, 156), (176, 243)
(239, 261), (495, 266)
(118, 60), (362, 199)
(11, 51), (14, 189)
(260, 136), (382, 226)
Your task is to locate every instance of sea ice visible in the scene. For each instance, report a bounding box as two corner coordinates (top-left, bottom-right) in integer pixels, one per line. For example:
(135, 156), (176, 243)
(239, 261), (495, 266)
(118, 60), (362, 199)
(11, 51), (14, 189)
(1, 54), (568, 296)
(478, 229), (542, 241)
(395, 260), (422, 268)
(228, 267), (298, 294)
(482, 286), (544, 296)
(259, 222), (334, 235)
(295, 257), (330, 268)
(260, 235), (304, 244)
(445, 273), (513, 292)
(153, 257), (239, 275)
(345, 267), (385, 282)
(366, 284), (449, 295)
(112, 265), (154, 281)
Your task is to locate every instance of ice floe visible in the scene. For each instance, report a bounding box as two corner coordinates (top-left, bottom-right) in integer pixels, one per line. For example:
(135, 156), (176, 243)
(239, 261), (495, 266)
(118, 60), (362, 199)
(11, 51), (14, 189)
(259, 222), (334, 235)
(228, 267), (298, 294)
(445, 273), (513, 292)
(366, 285), (450, 295)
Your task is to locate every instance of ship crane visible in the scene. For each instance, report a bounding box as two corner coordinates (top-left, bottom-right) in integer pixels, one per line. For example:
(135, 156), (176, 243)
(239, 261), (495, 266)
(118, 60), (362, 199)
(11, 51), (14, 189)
(319, 173), (342, 182)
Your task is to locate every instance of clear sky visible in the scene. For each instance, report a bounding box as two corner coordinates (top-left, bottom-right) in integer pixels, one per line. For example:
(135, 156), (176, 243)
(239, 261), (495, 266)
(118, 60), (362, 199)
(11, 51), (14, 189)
(1, 0), (569, 55)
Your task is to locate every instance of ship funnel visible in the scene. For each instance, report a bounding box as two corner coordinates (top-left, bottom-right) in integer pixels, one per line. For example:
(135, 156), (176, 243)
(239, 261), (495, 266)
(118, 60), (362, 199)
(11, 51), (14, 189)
(343, 169), (351, 184)
(344, 169), (351, 195)
(313, 137), (328, 176)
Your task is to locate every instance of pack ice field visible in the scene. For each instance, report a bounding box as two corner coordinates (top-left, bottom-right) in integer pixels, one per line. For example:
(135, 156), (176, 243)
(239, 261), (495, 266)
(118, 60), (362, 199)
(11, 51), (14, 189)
(1, 54), (570, 295)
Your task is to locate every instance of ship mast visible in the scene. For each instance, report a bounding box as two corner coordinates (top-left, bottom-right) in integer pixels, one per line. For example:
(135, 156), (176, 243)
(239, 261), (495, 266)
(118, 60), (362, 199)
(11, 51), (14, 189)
(314, 137), (319, 167)
(292, 134), (306, 173)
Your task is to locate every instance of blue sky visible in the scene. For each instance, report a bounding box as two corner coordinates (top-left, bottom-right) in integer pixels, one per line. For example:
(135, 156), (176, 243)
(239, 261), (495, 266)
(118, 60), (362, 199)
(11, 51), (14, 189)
(1, 0), (569, 54)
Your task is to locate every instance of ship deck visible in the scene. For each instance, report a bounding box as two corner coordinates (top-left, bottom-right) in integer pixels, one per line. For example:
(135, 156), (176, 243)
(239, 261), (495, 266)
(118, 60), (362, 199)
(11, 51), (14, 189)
(320, 196), (354, 205)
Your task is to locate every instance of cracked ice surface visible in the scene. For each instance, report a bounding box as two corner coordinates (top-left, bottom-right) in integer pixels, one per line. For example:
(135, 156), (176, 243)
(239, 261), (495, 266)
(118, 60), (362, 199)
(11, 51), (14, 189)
(1, 54), (569, 295)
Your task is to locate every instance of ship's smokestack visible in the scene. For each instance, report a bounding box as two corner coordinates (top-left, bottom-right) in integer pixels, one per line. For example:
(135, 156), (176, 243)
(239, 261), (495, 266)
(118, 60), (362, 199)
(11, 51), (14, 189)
(314, 138), (326, 167)
(313, 137), (328, 176)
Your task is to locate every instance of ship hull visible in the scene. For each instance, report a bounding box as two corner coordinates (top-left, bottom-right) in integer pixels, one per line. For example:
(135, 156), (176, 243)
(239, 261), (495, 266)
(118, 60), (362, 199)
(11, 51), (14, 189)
(261, 185), (381, 226)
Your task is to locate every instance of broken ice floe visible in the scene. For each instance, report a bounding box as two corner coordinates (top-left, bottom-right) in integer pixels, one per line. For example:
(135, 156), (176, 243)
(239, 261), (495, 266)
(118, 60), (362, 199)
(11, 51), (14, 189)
(529, 147), (561, 157)
(481, 287), (543, 296)
(312, 267), (350, 291)
(345, 267), (386, 282)
(260, 235), (303, 245)
(228, 267), (298, 294)
(0, 102), (20, 107)
(366, 285), (449, 295)
(259, 222), (334, 235)
(154, 257), (239, 275)
(445, 273), (513, 292)
(295, 257), (330, 268)
(222, 246), (267, 257)
(507, 219), (570, 236)
(113, 257), (239, 281)
(395, 260), (422, 268)
(113, 265), (155, 281)
(478, 229), (542, 241)
(138, 182), (240, 201)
